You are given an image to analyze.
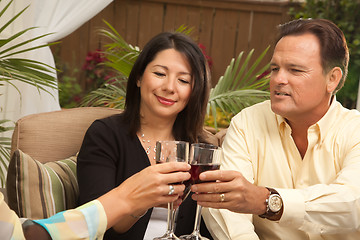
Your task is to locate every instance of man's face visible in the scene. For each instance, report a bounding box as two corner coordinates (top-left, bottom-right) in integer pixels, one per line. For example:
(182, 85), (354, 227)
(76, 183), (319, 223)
(270, 33), (333, 124)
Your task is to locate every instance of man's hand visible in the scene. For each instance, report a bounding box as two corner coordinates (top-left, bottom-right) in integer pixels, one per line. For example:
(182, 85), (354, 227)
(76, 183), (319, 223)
(191, 170), (269, 215)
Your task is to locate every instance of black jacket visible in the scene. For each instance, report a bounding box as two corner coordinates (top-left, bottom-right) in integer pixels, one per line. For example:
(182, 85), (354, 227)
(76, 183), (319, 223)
(77, 114), (212, 239)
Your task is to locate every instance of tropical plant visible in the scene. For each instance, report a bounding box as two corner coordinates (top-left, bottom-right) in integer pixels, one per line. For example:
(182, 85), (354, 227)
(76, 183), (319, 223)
(81, 22), (270, 130)
(207, 47), (270, 129)
(58, 68), (83, 108)
(0, 119), (12, 183)
(0, 0), (58, 186)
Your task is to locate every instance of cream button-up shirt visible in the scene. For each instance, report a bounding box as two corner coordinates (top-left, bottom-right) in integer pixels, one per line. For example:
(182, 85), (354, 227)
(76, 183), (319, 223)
(203, 100), (360, 240)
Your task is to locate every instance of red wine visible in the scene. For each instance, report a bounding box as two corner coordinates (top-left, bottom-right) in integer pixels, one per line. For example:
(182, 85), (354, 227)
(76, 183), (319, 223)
(189, 164), (220, 184)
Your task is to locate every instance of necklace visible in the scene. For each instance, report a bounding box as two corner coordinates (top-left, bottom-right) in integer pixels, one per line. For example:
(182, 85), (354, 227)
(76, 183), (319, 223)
(140, 133), (156, 160)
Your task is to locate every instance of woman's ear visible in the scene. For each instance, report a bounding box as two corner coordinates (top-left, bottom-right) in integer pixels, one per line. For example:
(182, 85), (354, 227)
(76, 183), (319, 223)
(136, 79), (141, 87)
(326, 67), (342, 93)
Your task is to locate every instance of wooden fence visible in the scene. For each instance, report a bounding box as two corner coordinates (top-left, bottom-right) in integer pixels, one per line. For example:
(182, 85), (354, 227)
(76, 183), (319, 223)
(51, 0), (297, 90)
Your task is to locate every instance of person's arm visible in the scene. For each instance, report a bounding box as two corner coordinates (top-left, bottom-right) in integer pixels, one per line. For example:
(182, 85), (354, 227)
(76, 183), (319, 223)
(32, 162), (190, 240)
(98, 162), (190, 229)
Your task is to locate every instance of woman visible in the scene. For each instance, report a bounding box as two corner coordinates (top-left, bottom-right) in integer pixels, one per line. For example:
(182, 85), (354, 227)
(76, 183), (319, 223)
(77, 32), (213, 239)
(2, 162), (190, 240)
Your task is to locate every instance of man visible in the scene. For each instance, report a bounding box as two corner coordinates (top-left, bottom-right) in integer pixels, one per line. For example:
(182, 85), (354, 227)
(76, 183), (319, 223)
(191, 18), (360, 239)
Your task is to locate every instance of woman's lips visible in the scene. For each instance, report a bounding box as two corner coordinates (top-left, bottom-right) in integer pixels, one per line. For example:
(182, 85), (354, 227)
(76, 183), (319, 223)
(157, 96), (176, 106)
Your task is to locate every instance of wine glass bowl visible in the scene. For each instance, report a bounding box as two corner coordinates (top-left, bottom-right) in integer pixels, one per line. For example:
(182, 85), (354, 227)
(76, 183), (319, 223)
(153, 140), (189, 240)
(179, 143), (222, 240)
(156, 141), (188, 164)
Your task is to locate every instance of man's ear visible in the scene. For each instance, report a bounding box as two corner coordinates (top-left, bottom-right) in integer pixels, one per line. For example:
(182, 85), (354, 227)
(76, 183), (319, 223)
(326, 67), (342, 93)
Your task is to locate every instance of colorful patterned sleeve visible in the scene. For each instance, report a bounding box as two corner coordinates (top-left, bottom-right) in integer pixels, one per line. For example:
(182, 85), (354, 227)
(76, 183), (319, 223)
(33, 200), (107, 240)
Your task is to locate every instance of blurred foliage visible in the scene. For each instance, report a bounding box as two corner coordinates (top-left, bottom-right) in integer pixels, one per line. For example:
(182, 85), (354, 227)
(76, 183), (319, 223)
(207, 47), (270, 129)
(80, 76), (127, 109)
(58, 68), (83, 108)
(0, 119), (13, 187)
(204, 108), (234, 129)
(289, 0), (360, 108)
(82, 49), (116, 91)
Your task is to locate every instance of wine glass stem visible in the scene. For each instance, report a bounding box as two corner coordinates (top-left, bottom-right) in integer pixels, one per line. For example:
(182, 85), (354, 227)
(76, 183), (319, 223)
(193, 204), (202, 234)
(167, 202), (177, 234)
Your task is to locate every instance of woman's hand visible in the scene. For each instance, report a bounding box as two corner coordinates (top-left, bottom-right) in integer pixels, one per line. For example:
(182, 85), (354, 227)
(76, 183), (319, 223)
(190, 170), (268, 215)
(124, 162), (190, 212)
(98, 162), (190, 229)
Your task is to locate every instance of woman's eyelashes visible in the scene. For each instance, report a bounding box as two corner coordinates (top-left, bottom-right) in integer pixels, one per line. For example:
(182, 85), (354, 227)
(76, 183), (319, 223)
(178, 78), (191, 84)
(154, 71), (166, 77)
(153, 71), (191, 84)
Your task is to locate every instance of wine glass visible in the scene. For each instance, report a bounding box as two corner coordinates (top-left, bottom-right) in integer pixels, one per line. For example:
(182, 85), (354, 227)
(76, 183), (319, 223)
(179, 143), (222, 240)
(154, 140), (189, 240)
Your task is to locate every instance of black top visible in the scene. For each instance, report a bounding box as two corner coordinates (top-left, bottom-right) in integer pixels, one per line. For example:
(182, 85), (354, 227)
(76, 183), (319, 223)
(77, 113), (212, 239)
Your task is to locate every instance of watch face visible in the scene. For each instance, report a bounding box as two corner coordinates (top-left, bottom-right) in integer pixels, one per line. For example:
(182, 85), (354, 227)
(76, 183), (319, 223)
(269, 195), (282, 212)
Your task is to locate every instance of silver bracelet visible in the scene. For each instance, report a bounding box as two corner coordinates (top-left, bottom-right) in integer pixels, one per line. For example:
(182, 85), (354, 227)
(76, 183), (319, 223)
(130, 210), (148, 219)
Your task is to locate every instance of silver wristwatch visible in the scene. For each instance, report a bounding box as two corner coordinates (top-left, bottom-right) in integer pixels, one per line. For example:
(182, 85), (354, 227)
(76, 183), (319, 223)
(259, 187), (283, 220)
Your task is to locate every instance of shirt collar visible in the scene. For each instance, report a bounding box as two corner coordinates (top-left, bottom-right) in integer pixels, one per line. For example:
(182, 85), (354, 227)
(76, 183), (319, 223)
(274, 96), (340, 142)
(315, 96), (340, 143)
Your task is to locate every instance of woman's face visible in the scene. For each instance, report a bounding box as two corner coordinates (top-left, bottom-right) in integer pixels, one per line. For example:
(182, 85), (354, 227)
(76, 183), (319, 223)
(138, 48), (192, 121)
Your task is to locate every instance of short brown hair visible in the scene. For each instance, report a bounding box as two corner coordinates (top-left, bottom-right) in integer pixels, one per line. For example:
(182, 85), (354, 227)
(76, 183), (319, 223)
(276, 19), (349, 94)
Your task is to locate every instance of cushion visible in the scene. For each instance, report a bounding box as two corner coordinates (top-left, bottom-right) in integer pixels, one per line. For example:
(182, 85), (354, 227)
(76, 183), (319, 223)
(6, 149), (78, 219)
(11, 107), (122, 163)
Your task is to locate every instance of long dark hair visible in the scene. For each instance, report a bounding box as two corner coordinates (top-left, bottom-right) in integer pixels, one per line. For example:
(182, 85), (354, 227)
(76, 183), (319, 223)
(122, 32), (210, 143)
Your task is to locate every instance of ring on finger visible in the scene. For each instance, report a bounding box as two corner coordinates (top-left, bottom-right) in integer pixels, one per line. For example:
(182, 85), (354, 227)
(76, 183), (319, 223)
(168, 185), (175, 195)
(219, 193), (225, 202)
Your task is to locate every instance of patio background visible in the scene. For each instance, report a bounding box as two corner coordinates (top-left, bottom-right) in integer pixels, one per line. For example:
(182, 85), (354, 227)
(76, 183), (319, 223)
(51, 0), (297, 89)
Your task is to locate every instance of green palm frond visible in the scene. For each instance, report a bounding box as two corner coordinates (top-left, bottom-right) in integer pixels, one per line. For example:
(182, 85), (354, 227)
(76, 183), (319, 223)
(99, 20), (140, 78)
(175, 24), (194, 36)
(0, 119), (13, 186)
(207, 47), (271, 130)
(0, 0), (58, 95)
(81, 77), (127, 109)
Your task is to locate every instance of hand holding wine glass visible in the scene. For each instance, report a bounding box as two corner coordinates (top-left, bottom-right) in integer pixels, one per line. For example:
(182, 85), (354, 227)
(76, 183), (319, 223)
(154, 140), (189, 240)
(179, 143), (222, 240)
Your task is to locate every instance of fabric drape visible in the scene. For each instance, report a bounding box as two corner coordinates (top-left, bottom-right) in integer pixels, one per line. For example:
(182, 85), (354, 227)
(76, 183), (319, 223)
(0, 0), (112, 125)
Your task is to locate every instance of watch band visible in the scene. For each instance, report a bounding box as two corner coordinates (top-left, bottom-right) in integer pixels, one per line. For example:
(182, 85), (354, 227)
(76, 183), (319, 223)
(259, 187), (283, 221)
